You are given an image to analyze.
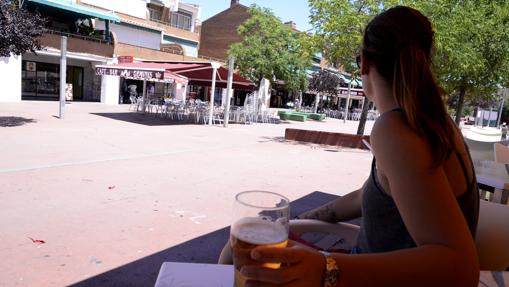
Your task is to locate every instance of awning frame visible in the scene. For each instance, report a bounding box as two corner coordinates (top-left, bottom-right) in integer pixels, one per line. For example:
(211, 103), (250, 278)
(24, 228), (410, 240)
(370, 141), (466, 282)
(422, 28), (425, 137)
(27, 0), (120, 22)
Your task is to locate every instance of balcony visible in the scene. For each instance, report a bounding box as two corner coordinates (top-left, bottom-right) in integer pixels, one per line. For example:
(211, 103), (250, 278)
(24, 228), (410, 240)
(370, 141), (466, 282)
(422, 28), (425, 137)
(39, 30), (115, 58)
(147, 7), (193, 32)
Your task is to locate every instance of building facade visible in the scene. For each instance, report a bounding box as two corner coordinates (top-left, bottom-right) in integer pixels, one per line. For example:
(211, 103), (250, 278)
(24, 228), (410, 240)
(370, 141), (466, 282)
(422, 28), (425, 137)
(0, 0), (204, 104)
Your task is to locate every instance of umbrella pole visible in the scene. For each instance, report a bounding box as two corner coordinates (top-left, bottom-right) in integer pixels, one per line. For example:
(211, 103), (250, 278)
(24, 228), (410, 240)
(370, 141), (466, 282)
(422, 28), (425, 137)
(224, 57), (235, 128)
(142, 80), (147, 113)
(344, 81), (352, 123)
(208, 63), (220, 125)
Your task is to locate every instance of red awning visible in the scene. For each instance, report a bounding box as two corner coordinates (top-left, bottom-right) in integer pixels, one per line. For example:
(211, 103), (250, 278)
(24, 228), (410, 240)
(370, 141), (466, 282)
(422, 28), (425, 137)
(96, 61), (256, 91)
(144, 61), (256, 91)
(96, 63), (188, 84)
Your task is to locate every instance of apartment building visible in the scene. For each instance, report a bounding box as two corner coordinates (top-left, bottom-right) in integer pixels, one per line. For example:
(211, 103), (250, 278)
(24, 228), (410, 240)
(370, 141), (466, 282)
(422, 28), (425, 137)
(0, 0), (203, 104)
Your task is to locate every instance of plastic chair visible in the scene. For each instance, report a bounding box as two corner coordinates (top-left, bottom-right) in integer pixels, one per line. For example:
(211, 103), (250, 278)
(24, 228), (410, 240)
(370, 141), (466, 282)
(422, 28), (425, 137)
(129, 95), (137, 111)
(494, 143), (509, 164)
(476, 200), (509, 270)
(465, 138), (497, 162)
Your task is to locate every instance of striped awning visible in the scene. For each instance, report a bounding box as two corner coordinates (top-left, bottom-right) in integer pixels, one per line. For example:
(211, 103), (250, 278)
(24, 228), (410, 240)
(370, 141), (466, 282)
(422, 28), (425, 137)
(28, 0), (120, 22)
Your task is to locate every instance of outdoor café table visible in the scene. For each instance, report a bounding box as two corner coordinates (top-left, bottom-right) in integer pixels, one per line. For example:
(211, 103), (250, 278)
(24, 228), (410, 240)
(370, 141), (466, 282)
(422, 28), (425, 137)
(474, 160), (509, 204)
(154, 262), (508, 287)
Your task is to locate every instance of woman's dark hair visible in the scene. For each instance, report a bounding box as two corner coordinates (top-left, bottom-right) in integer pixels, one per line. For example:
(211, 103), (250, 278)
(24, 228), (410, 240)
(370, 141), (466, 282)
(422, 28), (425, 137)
(362, 6), (454, 166)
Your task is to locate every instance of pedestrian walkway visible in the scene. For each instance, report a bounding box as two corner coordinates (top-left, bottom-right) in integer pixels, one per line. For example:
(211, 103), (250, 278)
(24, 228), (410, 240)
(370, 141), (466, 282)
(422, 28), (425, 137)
(0, 101), (373, 287)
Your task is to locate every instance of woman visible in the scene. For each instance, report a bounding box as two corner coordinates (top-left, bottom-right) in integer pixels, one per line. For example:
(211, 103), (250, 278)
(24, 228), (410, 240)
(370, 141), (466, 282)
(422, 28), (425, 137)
(239, 6), (480, 287)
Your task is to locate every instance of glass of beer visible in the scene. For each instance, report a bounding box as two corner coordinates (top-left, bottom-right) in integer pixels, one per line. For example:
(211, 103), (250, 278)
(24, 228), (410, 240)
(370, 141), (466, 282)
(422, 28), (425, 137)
(231, 190), (290, 287)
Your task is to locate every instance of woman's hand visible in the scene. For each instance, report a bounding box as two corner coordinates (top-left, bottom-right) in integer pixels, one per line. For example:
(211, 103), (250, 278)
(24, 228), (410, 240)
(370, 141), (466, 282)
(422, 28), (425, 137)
(240, 240), (325, 287)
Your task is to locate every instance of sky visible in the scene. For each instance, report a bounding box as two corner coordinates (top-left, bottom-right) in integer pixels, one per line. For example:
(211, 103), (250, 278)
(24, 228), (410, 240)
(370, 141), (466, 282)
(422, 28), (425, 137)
(189, 0), (313, 32)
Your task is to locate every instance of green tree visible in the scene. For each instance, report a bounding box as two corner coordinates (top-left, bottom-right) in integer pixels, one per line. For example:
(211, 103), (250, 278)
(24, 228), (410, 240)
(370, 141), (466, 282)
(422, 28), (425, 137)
(308, 69), (342, 112)
(228, 5), (312, 95)
(0, 0), (46, 57)
(415, 0), (509, 124)
(309, 0), (399, 135)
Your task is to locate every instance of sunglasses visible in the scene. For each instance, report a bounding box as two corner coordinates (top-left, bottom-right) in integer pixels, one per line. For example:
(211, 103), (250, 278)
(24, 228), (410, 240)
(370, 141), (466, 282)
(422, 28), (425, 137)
(356, 54), (361, 70)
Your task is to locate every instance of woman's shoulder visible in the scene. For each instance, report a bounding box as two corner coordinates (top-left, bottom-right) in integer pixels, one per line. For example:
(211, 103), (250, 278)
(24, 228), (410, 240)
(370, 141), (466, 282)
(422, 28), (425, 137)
(372, 111), (416, 144)
(371, 111), (433, 166)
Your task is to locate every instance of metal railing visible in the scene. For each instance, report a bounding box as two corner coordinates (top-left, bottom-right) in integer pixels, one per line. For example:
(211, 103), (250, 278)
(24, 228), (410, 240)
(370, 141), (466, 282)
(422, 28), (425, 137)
(149, 18), (192, 32)
(45, 29), (111, 45)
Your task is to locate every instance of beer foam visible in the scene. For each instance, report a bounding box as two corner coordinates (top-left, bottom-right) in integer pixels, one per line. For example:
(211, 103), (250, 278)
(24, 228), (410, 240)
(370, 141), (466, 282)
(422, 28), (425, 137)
(232, 217), (288, 245)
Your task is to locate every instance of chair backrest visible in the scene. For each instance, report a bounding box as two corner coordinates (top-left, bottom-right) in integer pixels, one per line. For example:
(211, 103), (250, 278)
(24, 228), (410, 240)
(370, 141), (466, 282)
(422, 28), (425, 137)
(464, 137), (496, 162)
(476, 200), (509, 270)
(494, 143), (509, 164)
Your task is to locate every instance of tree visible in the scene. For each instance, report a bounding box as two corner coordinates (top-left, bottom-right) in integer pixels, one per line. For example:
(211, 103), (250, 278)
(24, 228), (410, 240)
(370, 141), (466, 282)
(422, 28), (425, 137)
(415, 0), (509, 125)
(308, 69), (342, 112)
(309, 0), (399, 135)
(228, 5), (312, 108)
(0, 1), (46, 57)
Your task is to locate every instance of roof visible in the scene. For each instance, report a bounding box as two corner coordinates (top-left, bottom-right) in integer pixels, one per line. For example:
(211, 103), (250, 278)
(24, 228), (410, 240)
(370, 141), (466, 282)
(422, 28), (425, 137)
(202, 3), (249, 24)
(28, 0), (120, 22)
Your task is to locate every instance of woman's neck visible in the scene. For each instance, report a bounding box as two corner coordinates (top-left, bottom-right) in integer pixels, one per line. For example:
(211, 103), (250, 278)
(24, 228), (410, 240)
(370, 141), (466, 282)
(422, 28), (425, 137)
(372, 78), (399, 114)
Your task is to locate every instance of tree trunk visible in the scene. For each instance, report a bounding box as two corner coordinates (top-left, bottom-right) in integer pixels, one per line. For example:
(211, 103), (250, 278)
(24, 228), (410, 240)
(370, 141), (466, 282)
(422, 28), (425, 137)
(454, 85), (466, 125)
(357, 98), (371, 135)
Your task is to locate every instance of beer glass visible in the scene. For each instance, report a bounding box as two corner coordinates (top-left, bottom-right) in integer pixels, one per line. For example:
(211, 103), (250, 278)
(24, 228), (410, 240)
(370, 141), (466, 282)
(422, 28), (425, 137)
(231, 191), (290, 287)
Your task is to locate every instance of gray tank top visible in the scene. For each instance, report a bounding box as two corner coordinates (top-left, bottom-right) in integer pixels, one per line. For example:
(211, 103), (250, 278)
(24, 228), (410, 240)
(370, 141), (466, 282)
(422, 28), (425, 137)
(355, 143), (480, 254)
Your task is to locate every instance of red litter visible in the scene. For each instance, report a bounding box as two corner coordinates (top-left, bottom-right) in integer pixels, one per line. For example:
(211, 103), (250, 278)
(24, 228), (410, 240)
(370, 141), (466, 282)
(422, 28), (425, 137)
(28, 237), (46, 244)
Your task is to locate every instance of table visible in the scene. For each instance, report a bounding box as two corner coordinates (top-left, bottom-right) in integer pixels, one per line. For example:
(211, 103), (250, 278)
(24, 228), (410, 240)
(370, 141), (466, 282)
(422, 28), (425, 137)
(154, 262), (508, 287)
(474, 161), (509, 204)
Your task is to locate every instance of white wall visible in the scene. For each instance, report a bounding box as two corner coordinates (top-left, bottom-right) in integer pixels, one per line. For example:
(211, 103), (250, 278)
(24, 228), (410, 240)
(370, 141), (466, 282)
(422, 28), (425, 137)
(0, 54), (22, 102)
(162, 37), (198, 57)
(96, 21), (162, 50)
(81, 0), (148, 19)
(179, 2), (200, 32)
(100, 75), (120, 105)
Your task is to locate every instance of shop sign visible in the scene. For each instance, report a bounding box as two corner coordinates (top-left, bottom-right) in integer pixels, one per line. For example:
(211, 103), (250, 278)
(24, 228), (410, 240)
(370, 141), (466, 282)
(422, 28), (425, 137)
(26, 61), (36, 72)
(339, 88), (364, 97)
(95, 67), (164, 80)
(118, 56), (134, 64)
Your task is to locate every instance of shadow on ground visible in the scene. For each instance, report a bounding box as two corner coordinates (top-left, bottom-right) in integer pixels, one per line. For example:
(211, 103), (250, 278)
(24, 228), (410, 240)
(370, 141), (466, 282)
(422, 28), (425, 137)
(92, 113), (290, 127)
(0, 116), (36, 127)
(69, 191), (340, 287)
(258, 136), (372, 155)
(91, 113), (201, 126)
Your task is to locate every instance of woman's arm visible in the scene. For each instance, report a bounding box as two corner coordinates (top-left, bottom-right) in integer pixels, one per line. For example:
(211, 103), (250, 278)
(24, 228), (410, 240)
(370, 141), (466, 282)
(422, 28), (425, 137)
(337, 115), (479, 286)
(242, 115), (479, 287)
(296, 184), (365, 222)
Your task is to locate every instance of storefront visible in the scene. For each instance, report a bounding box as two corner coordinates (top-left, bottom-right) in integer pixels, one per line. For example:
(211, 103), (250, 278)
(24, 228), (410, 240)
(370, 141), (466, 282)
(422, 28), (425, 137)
(12, 0), (121, 103)
(21, 53), (102, 101)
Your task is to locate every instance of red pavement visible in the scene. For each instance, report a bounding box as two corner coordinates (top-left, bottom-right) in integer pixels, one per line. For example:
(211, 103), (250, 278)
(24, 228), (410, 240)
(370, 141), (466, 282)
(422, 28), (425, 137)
(0, 102), (373, 287)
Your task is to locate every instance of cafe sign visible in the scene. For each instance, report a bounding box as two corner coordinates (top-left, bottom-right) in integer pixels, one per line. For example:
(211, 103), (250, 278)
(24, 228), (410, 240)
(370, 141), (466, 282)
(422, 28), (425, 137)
(95, 67), (164, 81)
(339, 87), (364, 97)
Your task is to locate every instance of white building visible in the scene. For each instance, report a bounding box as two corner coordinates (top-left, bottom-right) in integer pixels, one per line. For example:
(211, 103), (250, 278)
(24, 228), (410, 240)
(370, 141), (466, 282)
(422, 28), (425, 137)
(0, 0), (202, 104)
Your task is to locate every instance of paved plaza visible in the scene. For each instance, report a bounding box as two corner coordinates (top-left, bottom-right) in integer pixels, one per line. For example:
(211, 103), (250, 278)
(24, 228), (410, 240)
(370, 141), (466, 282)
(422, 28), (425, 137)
(0, 102), (374, 287)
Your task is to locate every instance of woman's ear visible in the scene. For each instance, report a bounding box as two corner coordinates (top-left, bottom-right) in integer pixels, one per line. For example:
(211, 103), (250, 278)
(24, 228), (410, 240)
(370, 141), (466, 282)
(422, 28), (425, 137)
(361, 52), (370, 75)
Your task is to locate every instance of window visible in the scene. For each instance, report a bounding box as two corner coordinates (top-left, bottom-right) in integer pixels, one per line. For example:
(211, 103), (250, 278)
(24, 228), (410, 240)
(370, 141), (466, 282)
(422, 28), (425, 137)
(22, 61), (83, 100)
(149, 7), (162, 22)
(170, 11), (192, 31)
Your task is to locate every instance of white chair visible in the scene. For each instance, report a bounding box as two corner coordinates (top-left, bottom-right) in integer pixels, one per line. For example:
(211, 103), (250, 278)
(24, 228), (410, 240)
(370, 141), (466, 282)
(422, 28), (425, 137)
(465, 138), (497, 162)
(129, 95), (137, 111)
